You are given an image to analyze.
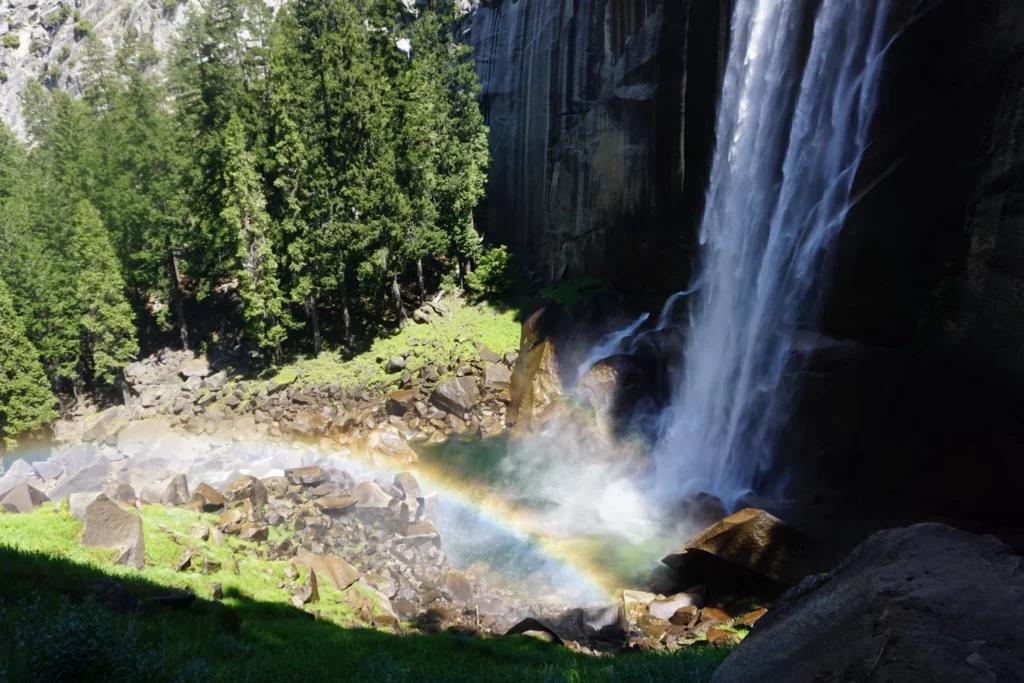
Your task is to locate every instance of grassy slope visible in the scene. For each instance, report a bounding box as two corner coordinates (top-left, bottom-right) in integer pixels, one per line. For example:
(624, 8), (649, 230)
(0, 505), (729, 682)
(264, 298), (521, 393)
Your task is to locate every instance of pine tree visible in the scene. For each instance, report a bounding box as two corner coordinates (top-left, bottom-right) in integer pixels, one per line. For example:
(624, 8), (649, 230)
(222, 115), (289, 359)
(72, 200), (139, 386)
(0, 277), (59, 449)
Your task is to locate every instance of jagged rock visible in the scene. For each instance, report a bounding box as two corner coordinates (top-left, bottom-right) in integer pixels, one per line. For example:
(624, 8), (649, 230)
(712, 524), (1024, 682)
(81, 407), (122, 442)
(478, 416), (504, 438)
(101, 481), (137, 507)
(503, 352), (517, 367)
(361, 425), (418, 467)
(353, 481), (393, 508)
(81, 494), (145, 569)
(267, 374), (295, 395)
(506, 618), (565, 646)
(178, 355), (212, 379)
(161, 474), (189, 506)
(431, 377), (479, 415)
(482, 363), (511, 391)
(190, 525), (210, 541)
(313, 496), (356, 516)
(176, 549), (193, 572)
(224, 475), (268, 510)
(31, 460), (63, 482)
(440, 571), (473, 602)
(0, 483), (49, 513)
(285, 465), (327, 486)
(393, 472), (422, 500)
(670, 605), (699, 627)
(734, 608), (768, 628)
(116, 418), (174, 458)
(509, 308), (563, 427)
(580, 605), (627, 638)
(49, 461), (111, 503)
(0, 459), (42, 498)
(662, 508), (821, 588)
(185, 483), (226, 513)
(293, 554), (360, 591)
(386, 356), (407, 373)
(240, 522), (269, 542)
(421, 365), (440, 382)
(386, 389), (417, 416)
(477, 344), (501, 364)
(202, 371), (228, 392)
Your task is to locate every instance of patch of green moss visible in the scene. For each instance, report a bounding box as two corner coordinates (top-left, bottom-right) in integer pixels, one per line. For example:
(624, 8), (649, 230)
(541, 277), (610, 308)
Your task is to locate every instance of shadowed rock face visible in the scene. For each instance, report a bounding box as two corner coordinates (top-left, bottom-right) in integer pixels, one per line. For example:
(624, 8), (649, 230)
(712, 524), (1024, 683)
(462, 0), (730, 293)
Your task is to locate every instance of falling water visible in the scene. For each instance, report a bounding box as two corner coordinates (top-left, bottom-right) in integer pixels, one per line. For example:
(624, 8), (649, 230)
(650, 0), (892, 507)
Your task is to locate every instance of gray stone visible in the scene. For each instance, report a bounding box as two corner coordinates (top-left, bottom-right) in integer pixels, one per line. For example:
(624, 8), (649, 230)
(202, 371), (228, 392)
(393, 472), (422, 500)
(483, 363), (511, 391)
(50, 461), (111, 503)
(386, 356), (407, 373)
(81, 494), (145, 569)
(69, 492), (101, 521)
(0, 459), (42, 498)
(361, 426), (418, 467)
(178, 355), (212, 379)
(82, 407), (122, 442)
(431, 376), (479, 414)
(101, 481), (137, 506)
(0, 483), (49, 513)
(353, 481), (393, 508)
(648, 592), (703, 619)
(161, 474), (189, 506)
(31, 460), (63, 482)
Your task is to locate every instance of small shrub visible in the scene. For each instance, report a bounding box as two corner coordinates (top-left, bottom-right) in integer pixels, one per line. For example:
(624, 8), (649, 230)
(59, 44), (70, 61)
(28, 39), (45, 55)
(74, 20), (93, 40)
(2, 33), (19, 49)
(58, 4), (72, 23)
(465, 245), (517, 300)
(0, 71), (7, 84)
(73, 9), (81, 22)
(162, 0), (179, 13)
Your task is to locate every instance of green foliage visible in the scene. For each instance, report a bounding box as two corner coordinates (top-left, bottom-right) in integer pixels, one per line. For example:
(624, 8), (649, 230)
(0, 72), (7, 84)
(59, 45), (71, 62)
(162, 0), (179, 13)
(72, 199), (139, 385)
(0, 278), (59, 448)
(466, 245), (517, 300)
(2, 34), (18, 50)
(542, 277), (612, 308)
(29, 39), (45, 55)
(0, 506), (730, 682)
(74, 20), (93, 40)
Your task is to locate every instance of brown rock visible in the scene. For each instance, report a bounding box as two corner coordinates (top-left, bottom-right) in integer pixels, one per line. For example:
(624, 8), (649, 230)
(734, 607), (768, 628)
(430, 377), (479, 415)
(293, 554), (360, 591)
(0, 483), (49, 513)
(81, 495), (145, 569)
(441, 571), (474, 602)
(386, 390), (417, 416)
(224, 476), (268, 510)
(185, 483), (226, 513)
(662, 508), (820, 587)
(313, 496), (357, 516)
(670, 605), (700, 627)
(285, 466), (327, 487)
(706, 628), (738, 646)
(240, 522), (269, 542)
(508, 307), (564, 427)
(361, 426), (418, 467)
(700, 607), (732, 625)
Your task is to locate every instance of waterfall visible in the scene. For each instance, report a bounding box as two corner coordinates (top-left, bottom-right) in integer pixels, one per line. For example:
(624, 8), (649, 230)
(650, 0), (892, 507)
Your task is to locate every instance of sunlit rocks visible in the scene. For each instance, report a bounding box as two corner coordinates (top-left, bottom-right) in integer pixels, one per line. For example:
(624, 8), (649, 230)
(161, 474), (189, 506)
(361, 425), (418, 467)
(49, 460), (111, 503)
(393, 471), (422, 500)
(178, 355), (212, 379)
(0, 458), (42, 498)
(224, 475), (268, 511)
(648, 592), (704, 620)
(386, 389), (417, 416)
(293, 554), (360, 591)
(185, 483), (226, 514)
(0, 483), (49, 513)
(483, 363), (511, 391)
(81, 494), (145, 569)
(662, 507), (819, 588)
(353, 481), (393, 508)
(431, 376), (479, 415)
(285, 465), (327, 486)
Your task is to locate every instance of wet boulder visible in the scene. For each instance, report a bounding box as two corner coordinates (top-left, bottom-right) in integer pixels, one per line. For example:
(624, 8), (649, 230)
(431, 377), (479, 415)
(361, 425), (418, 467)
(662, 508), (822, 589)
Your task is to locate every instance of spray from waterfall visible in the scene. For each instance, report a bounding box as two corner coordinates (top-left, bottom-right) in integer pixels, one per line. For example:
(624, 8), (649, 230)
(651, 0), (892, 508)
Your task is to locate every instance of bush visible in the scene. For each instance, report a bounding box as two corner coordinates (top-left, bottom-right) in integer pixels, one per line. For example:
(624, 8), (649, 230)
(0, 71), (7, 84)
(28, 39), (46, 56)
(465, 245), (517, 300)
(59, 45), (71, 61)
(2, 33), (19, 49)
(74, 20), (93, 40)
(162, 0), (180, 13)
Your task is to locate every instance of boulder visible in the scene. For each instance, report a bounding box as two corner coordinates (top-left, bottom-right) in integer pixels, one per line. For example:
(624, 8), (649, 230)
(49, 461), (111, 503)
(266, 374), (295, 395)
(81, 406), (122, 442)
(0, 483), (49, 513)
(313, 496), (357, 516)
(101, 482), (137, 506)
(0, 459), (42, 498)
(69, 491), (100, 521)
(393, 472), (423, 500)
(648, 592), (704, 620)
(412, 309), (431, 324)
(80, 495), (145, 569)
(362, 426), (418, 467)
(116, 418), (174, 458)
(662, 508), (821, 588)
(386, 390), (417, 417)
(482, 363), (512, 392)
(178, 355), (212, 379)
(185, 483), (226, 513)
(31, 460), (64, 482)
(575, 354), (657, 432)
(224, 475), (268, 510)
(202, 371), (228, 392)
(712, 524), (1024, 683)
(161, 474), (189, 506)
(508, 308), (563, 427)
(293, 554), (360, 591)
(285, 465), (327, 486)
(505, 618), (565, 646)
(352, 481), (393, 508)
(431, 377), (479, 415)
(386, 356), (407, 373)
(477, 345), (501, 364)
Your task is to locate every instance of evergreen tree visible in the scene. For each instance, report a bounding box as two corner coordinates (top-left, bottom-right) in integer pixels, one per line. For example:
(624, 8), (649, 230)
(222, 115), (289, 358)
(0, 277), (59, 449)
(72, 199), (139, 386)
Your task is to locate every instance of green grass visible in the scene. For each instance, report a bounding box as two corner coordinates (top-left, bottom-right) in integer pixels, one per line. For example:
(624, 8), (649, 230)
(264, 296), (520, 396)
(0, 505), (731, 682)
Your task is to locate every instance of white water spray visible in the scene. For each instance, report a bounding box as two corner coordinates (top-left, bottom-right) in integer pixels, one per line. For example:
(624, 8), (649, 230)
(651, 0), (892, 507)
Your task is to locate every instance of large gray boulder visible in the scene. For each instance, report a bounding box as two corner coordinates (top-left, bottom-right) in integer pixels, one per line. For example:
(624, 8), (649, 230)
(0, 483), (49, 513)
(49, 461), (111, 503)
(713, 524), (1024, 683)
(0, 459), (42, 498)
(430, 376), (479, 415)
(80, 494), (145, 569)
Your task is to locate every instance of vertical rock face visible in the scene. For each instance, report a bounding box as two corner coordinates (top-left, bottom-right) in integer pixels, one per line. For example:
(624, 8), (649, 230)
(462, 0), (730, 292)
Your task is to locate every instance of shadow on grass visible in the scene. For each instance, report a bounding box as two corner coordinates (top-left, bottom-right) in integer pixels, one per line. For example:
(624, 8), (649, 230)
(0, 542), (729, 683)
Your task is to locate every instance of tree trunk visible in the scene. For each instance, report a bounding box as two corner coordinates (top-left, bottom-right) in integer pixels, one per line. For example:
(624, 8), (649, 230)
(416, 258), (426, 304)
(391, 274), (406, 328)
(305, 293), (321, 356)
(340, 278), (352, 346)
(169, 249), (190, 351)
(458, 260), (465, 290)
